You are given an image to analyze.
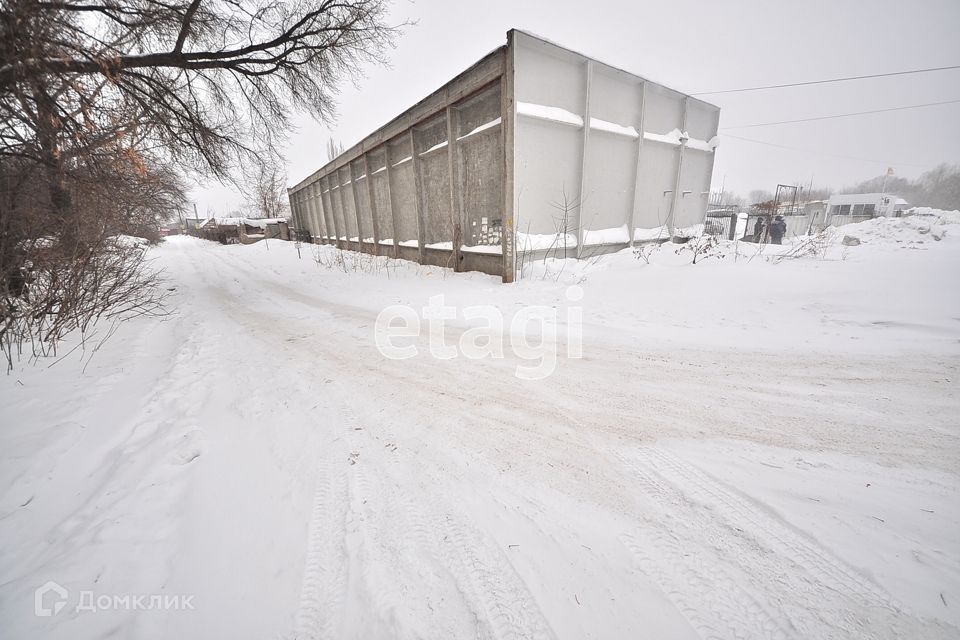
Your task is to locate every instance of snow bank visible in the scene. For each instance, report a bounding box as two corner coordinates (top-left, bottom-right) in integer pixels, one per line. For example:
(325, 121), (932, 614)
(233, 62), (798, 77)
(641, 129), (717, 151)
(589, 117), (639, 139)
(643, 128), (684, 146)
(905, 207), (960, 222)
(685, 135), (719, 152)
(582, 225), (630, 245)
(633, 226), (671, 242)
(461, 244), (502, 254)
(516, 231), (578, 251)
(203, 217), (286, 229)
(832, 211), (960, 246)
(516, 102), (584, 128)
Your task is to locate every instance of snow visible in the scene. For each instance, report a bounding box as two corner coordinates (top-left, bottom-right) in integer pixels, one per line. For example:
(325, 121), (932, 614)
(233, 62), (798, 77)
(516, 102), (584, 128)
(581, 224), (630, 245)
(405, 242), (502, 254)
(589, 117), (639, 138)
(111, 234), (151, 247)
(461, 244), (503, 255)
(398, 239), (419, 247)
(834, 211), (956, 244)
(674, 222), (705, 238)
(516, 231), (578, 251)
(201, 217), (286, 229)
(906, 206), (960, 221)
(3, 217), (960, 639)
(419, 140), (448, 156)
(643, 128), (685, 146)
(641, 129), (716, 151)
(685, 135), (719, 152)
(378, 238), (394, 245)
(457, 117), (502, 141)
(391, 156), (412, 168)
(633, 226), (671, 241)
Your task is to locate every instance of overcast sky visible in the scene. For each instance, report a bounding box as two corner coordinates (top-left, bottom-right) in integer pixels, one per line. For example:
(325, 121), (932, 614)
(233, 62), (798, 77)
(190, 0), (960, 215)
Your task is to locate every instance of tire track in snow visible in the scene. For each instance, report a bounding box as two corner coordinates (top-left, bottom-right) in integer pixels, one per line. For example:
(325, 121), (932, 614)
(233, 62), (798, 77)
(617, 453), (791, 640)
(617, 447), (953, 639)
(292, 435), (350, 640)
(343, 401), (557, 640)
(639, 447), (893, 607)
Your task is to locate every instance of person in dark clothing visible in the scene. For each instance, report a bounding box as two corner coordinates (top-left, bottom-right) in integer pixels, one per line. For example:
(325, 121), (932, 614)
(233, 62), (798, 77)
(770, 215), (787, 244)
(753, 216), (766, 243)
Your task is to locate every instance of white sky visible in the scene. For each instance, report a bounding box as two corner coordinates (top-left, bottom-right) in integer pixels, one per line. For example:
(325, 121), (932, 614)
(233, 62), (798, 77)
(190, 0), (960, 215)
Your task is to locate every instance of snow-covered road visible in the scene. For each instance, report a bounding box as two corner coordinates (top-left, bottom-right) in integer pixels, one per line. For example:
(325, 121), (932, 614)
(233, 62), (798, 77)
(3, 229), (959, 639)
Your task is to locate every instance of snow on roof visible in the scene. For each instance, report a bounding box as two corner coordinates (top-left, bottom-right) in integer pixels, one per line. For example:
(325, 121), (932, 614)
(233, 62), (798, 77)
(202, 217), (287, 228)
(827, 193), (903, 205)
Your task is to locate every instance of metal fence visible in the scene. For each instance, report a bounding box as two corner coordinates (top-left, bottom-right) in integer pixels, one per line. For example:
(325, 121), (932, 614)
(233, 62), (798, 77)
(704, 213), (739, 240)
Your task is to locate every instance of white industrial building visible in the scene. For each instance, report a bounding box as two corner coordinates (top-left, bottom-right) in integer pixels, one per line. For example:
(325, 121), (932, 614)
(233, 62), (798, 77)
(288, 30), (720, 282)
(825, 193), (910, 227)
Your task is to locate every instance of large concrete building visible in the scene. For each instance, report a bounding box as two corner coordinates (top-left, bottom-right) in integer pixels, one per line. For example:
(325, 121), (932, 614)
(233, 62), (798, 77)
(288, 30), (720, 282)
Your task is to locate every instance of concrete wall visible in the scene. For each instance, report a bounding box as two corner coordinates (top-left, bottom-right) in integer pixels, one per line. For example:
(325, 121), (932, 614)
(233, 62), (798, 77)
(288, 47), (509, 279)
(512, 31), (719, 269)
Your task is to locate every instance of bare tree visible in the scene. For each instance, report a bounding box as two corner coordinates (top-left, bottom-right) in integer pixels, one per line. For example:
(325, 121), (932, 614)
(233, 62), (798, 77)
(241, 160), (288, 220)
(326, 138), (345, 162)
(0, 0), (399, 368)
(1, 0), (397, 218)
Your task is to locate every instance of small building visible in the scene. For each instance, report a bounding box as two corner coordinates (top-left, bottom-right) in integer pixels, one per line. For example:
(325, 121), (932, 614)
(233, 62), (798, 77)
(287, 29), (720, 282)
(825, 193), (909, 227)
(189, 217), (289, 244)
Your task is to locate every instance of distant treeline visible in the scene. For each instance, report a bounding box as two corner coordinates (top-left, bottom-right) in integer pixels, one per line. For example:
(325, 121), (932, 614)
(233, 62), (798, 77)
(840, 163), (960, 211)
(724, 163), (960, 210)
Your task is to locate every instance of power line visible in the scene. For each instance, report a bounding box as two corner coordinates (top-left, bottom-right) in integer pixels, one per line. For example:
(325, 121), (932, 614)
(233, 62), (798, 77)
(694, 64), (960, 95)
(721, 99), (960, 130)
(720, 132), (934, 169)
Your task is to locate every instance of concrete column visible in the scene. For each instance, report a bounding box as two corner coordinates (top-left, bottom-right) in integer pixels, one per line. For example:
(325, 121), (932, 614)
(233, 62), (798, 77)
(334, 169), (352, 250)
(318, 176), (333, 244)
(383, 146), (400, 258)
(501, 34), (516, 283)
(667, 98), (690, 238)
(706, 107), (722, 235)
(409, 129), (427, 264)
(446, 105), (464, 271)
(363, 152), (381, 256)
(348, 164), (365, 253)
(629, 81), (647, 248)
(321, 175), (341, 249)
(310, 182), (324, 243)
(333, 173), (348, 250)
(305, 183), (317, 242)
(304, 182), (317, 243)
(314, 180), (329, 243)
(576, 59), (593, 259)
(288, 191), (299, 238)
